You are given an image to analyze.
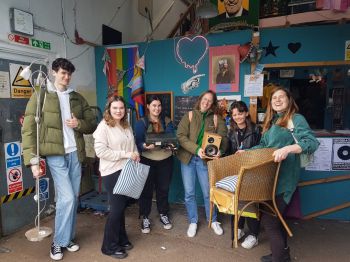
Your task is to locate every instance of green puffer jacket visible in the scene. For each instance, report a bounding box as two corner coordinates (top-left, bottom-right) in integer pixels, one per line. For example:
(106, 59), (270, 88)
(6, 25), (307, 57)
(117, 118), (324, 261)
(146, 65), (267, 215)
(22, 88), (97, 166)
(176, 109), (228, 165)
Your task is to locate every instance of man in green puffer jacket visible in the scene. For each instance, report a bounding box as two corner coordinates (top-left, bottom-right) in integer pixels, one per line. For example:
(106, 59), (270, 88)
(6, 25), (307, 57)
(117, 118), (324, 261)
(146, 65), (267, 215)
(21, 58), (96, 261)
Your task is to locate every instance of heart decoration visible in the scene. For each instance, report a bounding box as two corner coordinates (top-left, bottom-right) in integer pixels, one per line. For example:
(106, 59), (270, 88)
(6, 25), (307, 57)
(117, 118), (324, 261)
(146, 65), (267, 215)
(288, 42), (301, 54)
(176, 36), (209, 74)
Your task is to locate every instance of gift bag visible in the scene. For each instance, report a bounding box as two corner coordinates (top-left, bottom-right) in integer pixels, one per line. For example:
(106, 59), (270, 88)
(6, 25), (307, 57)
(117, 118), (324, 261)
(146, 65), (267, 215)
(113, 159), (150, 199)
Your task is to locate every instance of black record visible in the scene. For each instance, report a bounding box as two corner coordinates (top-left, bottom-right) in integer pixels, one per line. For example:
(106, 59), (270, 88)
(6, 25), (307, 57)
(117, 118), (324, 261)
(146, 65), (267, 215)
(337, 146), (350, 161)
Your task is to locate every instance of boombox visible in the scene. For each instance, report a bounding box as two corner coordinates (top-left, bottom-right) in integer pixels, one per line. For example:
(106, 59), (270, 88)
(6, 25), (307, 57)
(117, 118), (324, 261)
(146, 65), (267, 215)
(202, 132), (222, 157)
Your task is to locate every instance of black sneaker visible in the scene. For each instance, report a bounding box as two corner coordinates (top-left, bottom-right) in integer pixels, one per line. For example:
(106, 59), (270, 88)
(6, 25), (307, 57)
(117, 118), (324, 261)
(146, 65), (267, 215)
(50, 243), (63, 260)
(160, 214), (173, 230)
(260, 247), (291, 262)
(141, 216), (151, 234)
(66, 241), (80, 252)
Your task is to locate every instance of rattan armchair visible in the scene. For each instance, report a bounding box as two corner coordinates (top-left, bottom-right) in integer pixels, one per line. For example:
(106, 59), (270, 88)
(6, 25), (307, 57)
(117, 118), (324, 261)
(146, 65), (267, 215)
(208, 148), (293, 248)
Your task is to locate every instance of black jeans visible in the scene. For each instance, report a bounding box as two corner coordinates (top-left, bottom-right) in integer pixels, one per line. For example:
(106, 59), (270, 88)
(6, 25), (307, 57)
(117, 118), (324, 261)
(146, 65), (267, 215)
(139, 156), (173, 217)
(231, 215), (260, 239)
(101, 171), (130, 254)
(261, 194), (289, 262)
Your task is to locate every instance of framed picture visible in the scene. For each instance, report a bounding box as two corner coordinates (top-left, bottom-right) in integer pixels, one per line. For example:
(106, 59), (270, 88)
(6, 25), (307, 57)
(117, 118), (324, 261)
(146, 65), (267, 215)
(209, 45), (240, 93)
(209, 0), (260, 28)
(145, 91), (173, 121)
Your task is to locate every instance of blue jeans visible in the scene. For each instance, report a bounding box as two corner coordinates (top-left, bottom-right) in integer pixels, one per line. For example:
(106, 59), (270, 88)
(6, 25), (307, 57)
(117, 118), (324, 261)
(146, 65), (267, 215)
(181, 155), (217, 224)
(46, 151), (81, 247)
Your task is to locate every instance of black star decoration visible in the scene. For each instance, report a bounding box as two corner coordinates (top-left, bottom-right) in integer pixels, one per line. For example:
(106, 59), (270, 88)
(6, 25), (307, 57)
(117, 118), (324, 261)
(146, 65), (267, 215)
(263, 41), (279, 57)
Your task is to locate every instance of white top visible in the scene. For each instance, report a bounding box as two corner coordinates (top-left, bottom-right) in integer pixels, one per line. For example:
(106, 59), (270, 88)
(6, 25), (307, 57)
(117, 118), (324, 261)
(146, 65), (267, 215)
(93, 120), (138, 176)
(56, 89), (77, 153)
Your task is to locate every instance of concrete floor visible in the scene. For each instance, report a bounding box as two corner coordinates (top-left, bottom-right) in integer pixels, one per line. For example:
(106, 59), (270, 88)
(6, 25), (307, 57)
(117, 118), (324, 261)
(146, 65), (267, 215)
(1, 203), (350, 262)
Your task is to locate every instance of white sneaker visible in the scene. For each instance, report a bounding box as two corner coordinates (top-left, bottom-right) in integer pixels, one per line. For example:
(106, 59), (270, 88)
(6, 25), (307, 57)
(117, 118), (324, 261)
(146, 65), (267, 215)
(211, 221), (223, 235)
(241, 235), (258, 249)
(237, 228), (245, 240)
(66, 241), (80, 252)
(187, 223), (197, 237)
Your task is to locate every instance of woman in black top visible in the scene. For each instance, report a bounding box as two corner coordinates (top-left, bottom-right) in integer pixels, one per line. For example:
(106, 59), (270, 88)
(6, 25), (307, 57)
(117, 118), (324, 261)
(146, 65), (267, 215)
(227, 101), (261, 249)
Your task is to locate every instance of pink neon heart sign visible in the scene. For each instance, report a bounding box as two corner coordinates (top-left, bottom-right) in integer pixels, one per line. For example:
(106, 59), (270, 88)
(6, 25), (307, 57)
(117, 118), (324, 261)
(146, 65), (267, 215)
(176, 36), (209, 74)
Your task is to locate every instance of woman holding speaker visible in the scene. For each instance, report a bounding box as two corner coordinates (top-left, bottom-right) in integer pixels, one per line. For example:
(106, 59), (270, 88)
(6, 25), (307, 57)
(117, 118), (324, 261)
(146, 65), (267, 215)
(245, 86), (319, 262)
(177, 90), (228, 238)
(227, 100), (261, 249)
(135, 95), (175, 234)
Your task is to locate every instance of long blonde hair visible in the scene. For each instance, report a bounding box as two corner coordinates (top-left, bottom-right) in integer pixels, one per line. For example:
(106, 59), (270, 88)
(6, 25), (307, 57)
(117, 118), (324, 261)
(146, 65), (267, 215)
(262, 86), (298, 133)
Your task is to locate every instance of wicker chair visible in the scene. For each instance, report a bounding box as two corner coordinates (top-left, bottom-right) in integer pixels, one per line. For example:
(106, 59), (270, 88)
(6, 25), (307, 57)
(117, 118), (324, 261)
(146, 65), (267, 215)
(208, 148), (293, 248)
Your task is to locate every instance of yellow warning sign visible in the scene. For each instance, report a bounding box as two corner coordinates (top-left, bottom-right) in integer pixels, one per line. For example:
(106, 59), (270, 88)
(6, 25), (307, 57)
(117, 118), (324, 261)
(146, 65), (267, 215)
(10, 64), (33, 99)
(12, 66), (32, 87)
(345, 40), (350, 61)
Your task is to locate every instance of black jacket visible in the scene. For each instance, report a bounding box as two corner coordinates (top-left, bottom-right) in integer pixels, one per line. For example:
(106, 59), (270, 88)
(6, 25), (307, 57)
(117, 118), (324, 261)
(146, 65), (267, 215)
(227, 123), (261, 154)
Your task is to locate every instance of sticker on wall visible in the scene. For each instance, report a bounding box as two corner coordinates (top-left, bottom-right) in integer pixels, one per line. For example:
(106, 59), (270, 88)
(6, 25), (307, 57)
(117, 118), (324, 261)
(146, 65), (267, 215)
(332, 138), (350, 170)
(181, 74), (205, 94)
(263, 41), (279, 57)
(39, 178), (49, 201)
(4, 141), (23, 194)
(287, 42), (301, 54)
(0, 71), (11, 98)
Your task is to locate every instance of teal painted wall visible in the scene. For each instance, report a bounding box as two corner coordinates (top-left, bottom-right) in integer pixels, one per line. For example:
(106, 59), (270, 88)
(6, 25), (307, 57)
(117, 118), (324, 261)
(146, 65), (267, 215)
(95, 24), (350, 220)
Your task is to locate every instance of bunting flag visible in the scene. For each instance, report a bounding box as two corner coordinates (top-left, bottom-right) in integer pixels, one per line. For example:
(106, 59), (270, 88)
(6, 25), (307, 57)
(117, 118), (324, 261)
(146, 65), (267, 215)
(103, 47), (145, 118)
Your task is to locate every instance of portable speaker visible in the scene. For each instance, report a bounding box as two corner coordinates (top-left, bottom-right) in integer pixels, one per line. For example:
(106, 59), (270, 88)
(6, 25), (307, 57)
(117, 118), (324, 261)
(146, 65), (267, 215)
(202, 132), (222, 157)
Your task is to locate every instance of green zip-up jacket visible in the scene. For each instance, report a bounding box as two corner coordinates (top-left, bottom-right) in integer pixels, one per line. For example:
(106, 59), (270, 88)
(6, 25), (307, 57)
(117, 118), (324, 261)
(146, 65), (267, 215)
(176, 109), (228, 165)
(22, 87), (97, 166)
(253, 113), (319, 204)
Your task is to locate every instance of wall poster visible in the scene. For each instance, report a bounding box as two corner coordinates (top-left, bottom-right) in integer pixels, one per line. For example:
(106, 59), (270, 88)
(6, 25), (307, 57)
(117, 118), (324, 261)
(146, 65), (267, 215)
(209, 45), (240, 93)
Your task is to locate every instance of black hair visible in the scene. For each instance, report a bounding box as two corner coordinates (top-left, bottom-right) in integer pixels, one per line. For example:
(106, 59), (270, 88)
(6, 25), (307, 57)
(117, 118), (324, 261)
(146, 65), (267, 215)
(229, 100), (253, 131)
(52, 58), (75, 73)
(146, 95), (162, 105)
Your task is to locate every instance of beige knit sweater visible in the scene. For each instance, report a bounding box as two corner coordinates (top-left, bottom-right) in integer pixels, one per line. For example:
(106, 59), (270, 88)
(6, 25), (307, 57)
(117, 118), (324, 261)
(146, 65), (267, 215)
(93, 120), (138, 176)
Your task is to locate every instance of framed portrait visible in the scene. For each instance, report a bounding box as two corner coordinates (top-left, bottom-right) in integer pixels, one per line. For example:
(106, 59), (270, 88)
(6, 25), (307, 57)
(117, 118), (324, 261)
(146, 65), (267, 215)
(145, 91), (173, 121)
(209, 0), (259, 28)
(209, 45), (240, 93)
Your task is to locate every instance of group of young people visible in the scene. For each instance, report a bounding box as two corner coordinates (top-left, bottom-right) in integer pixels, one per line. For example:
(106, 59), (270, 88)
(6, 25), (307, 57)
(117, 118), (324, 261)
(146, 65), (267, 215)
(22, 58), (319, 262)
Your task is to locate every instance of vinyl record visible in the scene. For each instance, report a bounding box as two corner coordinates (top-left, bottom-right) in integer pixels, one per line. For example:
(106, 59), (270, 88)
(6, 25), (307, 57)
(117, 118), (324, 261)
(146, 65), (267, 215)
(337, 146), (350, 161)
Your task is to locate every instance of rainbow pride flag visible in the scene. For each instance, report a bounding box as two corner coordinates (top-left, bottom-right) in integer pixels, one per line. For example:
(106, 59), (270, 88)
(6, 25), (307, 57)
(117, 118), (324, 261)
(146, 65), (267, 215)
(104, 46), (145, 118)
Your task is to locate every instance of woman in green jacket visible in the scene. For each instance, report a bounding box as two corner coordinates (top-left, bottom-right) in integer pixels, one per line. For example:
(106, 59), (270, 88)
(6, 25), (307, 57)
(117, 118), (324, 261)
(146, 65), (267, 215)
(177, 90), (228, 238)
(252, 86), (319, 262)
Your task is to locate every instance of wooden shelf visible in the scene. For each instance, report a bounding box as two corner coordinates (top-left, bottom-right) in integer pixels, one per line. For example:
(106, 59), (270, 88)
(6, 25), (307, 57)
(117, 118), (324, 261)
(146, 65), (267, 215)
(260, 9), (350, 28)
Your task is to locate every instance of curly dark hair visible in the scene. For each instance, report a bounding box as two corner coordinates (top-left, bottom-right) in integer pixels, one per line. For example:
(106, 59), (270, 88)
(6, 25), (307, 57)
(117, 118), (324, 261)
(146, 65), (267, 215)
(52, 58), (75, 73)
(194, 90), (219, 113)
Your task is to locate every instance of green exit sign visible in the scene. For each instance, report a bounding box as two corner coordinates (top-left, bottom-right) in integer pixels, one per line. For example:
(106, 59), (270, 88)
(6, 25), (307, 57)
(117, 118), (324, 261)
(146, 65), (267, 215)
(31, 38), (51, 50)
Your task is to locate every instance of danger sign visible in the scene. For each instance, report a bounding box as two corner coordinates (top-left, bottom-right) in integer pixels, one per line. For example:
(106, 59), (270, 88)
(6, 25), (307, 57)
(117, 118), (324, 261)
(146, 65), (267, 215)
(9, 63), (33, 99)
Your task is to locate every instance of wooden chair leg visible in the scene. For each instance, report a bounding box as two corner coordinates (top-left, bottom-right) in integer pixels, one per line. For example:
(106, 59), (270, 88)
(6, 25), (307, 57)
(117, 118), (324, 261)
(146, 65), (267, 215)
(234, 210), (238, 248)
(272, 199), (293, 237)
